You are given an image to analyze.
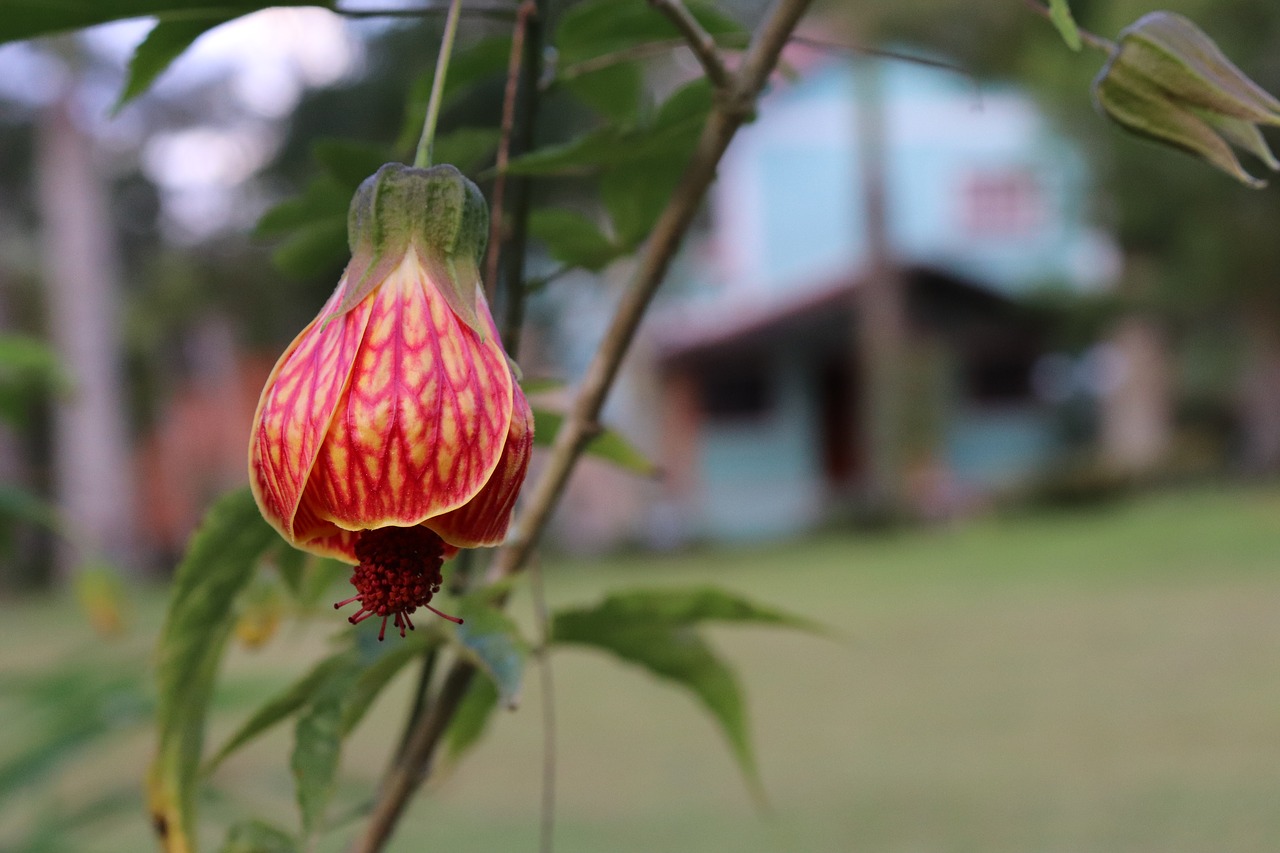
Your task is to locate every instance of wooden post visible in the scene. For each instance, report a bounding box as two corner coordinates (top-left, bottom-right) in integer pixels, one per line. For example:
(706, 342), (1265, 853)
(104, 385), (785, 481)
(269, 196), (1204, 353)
(852, 59), (908, 520)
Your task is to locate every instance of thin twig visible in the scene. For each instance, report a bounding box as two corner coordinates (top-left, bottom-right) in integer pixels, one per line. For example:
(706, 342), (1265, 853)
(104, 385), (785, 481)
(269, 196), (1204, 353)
(788, 35), (981, 105)
(354, 0), (814, 848)
(336, 2), (516, 19)
(556, 38), (691, 82)
(391, 648), (438, 765)
(529, 553), (557, 853)
(1019, 0), (1116, 52)
(493, 0), (548, 357)
(484, 0), (813, 587)
(558, 32), (972, 86)
(525, 262), (573, 295)
(354, 664), (477, 853)
(789, 36), (971, 81)
(560, 32), (967, 85)
(484, 1), (536, 304)
(648, 0), (732, 89)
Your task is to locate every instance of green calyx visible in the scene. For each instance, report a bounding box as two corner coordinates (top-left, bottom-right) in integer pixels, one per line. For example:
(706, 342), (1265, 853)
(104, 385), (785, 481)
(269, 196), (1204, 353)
(336, 162), (490, 334)
(1093, 11), (1280, 188)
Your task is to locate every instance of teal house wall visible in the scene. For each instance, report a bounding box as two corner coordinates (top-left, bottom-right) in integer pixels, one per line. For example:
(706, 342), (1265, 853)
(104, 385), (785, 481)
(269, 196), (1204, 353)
(653, 54), (1117, 542)
(695, 348), (824, 540)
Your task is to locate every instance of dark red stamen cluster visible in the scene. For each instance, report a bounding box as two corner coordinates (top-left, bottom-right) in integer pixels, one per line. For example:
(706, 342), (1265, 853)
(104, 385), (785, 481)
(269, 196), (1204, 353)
(334, 526), (463, 640)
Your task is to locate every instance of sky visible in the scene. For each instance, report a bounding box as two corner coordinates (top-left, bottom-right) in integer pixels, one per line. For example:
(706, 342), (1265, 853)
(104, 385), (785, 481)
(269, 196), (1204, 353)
(0, 7), (366, 239)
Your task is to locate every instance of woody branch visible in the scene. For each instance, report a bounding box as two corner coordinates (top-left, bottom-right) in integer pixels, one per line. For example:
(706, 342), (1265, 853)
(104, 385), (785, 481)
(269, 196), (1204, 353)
(353, 0), (814, 848)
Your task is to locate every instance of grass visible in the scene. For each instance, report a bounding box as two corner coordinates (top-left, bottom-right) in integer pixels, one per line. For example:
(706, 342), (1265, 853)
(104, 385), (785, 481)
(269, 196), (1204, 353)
(5, 485), (1280, 852)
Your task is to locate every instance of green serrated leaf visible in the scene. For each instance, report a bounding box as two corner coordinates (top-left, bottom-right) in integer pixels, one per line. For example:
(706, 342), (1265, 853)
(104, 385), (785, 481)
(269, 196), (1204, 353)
(273, 543), (306, 597)
(555, 0), (667, 63)
(504, 78), (711, 177)
(1047, 0), (1082, 51)
(501, 126), (624, 175)
(563, 61), (645, 122)
(0, 333), (68, 428)
(654, 78), (715, 127)
(504, 114), (701, 174)
(452, 600), (527, 709)
(148, 488), (278, 853)
(255, 179), (350, 238)
(601, 154), (683, 249)
(115, 14), (234, 112)
(556, 586), (826, 632)
(1, 667), (150, 802)
(299, 556), (350, 608)
(610, 81), (715, 228)
(0, 1), (331, 46)
(312, 139), (389, 189)
(205, 652), (353, 775)
(555, 616), (762, 802)
(533, 408), (658, 477)
(220, 819), (298, 853)
(555, 0), (743, 65)
(432, 126), (502, 175)
(291, 655), (361, 839)
(551, 586), (825, 805)
(443, 676), (500, 763)
(270, 217), (350, 280)
(255, 140), (389, 282)
(528, 208), (623, 271)
(341, 631), (447, 735)
(519, 377), (564, 394)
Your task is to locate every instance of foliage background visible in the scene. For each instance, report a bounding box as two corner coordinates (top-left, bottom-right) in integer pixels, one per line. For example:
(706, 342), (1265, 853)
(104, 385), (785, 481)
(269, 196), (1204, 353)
(4, 0), (1280, 850)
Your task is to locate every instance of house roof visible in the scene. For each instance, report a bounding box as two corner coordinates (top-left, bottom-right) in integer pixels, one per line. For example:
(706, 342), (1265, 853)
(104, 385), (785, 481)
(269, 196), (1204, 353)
(655, 265), (1033, 364)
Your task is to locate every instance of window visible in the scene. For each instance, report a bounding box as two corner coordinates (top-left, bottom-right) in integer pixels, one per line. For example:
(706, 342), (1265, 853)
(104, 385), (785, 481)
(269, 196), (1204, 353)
(966, 352), (1034, 403)
(697, 360), (773, 420)
(958, 168), (1044, 238)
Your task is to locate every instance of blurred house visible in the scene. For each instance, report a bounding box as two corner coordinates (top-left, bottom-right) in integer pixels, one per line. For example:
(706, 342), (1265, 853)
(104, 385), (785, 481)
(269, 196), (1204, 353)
(135, 323), (273, 566)
(638, 57), (1119, 543)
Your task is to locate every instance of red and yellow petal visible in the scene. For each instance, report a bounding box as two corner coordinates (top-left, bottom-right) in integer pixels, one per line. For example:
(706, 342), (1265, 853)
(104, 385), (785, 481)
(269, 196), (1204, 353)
(249, 276), (374, 544)
(301, 249), (514, 532)
(427, 379), (533, 548)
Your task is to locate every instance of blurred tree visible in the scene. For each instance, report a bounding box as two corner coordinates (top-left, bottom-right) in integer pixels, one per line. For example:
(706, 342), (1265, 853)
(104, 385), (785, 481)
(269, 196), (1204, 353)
(36, 93), (138, 577)
(851, 57), (909, 519)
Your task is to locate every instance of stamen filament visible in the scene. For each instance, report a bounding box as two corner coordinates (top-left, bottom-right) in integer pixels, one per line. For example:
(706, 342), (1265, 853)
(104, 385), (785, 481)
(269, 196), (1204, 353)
(333, 527), (457, 638)
(425, 603), (463, 624)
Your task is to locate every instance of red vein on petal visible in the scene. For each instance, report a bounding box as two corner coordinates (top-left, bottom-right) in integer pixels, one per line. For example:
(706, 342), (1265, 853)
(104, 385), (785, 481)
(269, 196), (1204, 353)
(306, 251), (513, 530)
(250, 277), (374, 542)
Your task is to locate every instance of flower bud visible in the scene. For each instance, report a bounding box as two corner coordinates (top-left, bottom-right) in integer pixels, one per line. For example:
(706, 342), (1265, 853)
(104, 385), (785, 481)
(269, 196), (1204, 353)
(340, 162), (490, 333)
(249, 163), (533, 638)
(1093, 11), (1280, 187)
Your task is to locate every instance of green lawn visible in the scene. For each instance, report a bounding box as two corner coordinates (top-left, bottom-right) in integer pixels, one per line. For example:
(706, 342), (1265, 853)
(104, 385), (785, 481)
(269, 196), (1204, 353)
(6, 486), (1280, 852)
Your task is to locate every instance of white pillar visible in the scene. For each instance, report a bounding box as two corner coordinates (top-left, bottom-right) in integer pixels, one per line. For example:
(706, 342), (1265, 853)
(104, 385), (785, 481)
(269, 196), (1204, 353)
(36, 99), (136, 576)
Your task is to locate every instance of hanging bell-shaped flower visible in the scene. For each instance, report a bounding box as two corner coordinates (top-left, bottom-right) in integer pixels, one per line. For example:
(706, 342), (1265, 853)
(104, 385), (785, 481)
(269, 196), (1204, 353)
(249, 163), (533, 639)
